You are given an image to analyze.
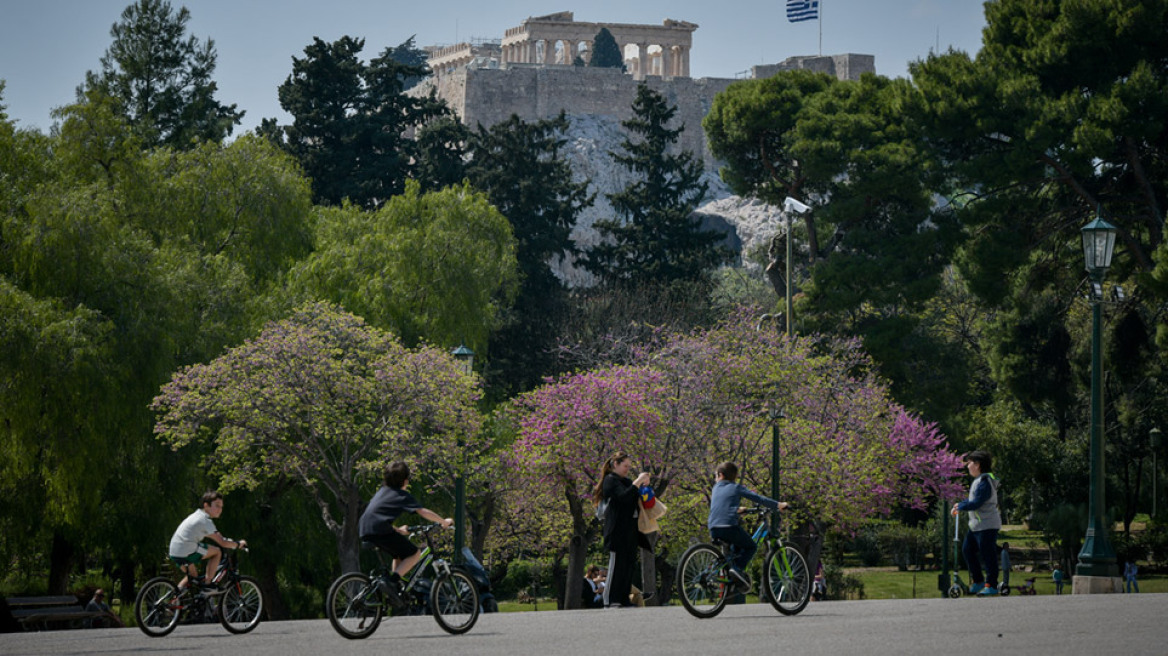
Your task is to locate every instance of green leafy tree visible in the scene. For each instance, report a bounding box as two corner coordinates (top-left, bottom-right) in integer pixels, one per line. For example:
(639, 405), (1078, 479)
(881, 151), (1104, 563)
(288, 181), (519, 353)
(909, 0), (1168, 525)
(703, 69), (834, 270)
(588, 28), (624, 70)
(275, 35), (453, 206)
(152, 302), (488, 574)
(466, 113), (593, 396)
(0, 97), (312, 593)
(413, 116), (470, 193)
(383, 35), (430, 90)
(584, 84), (726, 287)
(80, 0), (243, 148)
(277, 36), (453, 208)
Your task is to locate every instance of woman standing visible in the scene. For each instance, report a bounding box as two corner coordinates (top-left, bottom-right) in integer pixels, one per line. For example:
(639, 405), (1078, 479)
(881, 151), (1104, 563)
(593, 451), (651, 608)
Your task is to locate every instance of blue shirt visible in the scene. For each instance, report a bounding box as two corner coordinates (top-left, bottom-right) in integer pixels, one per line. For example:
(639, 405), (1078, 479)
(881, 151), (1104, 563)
(707, 480), (778, 528)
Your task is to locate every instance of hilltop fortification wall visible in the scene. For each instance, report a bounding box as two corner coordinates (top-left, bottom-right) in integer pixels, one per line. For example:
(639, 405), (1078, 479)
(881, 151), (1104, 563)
(421, 66), (736, 165)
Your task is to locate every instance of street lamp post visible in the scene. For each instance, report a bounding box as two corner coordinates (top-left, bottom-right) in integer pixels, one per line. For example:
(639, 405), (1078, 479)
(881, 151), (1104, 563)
(1152, 428), (1162, 519)
(781, 197), (812, 335)
(1074, 209), (1121, 592)
(451, 344), (474, 561)
(769, 408), (784, 501)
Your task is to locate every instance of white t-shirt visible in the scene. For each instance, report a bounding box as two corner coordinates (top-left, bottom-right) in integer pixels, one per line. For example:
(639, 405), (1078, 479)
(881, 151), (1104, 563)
(168, 508), (217, 557)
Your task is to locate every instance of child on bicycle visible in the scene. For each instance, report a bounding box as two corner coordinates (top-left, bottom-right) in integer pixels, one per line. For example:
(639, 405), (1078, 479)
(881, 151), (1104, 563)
(707, 462), (787, 593)
(359, 461), (453, 605)
(168, 491), (247, 592)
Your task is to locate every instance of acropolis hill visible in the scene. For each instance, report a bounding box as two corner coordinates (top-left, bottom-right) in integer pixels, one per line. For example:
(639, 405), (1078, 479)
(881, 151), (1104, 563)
(413, 11), (875, 284)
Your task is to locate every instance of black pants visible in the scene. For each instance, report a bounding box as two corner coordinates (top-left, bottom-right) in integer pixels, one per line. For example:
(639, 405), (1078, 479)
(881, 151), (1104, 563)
(962, 528), (999, 587)
(604, 545), (637, 607)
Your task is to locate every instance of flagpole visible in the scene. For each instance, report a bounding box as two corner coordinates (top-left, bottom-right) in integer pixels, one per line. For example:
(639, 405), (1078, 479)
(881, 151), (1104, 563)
(818, 0), (823, 56)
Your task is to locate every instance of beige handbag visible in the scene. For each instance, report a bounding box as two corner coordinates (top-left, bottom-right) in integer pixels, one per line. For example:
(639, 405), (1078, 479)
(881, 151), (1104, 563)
(637, 497), (667, 533)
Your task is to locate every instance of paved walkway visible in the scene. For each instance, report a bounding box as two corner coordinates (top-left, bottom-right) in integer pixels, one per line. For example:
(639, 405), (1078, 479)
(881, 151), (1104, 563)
(5, 593), (1165, 656)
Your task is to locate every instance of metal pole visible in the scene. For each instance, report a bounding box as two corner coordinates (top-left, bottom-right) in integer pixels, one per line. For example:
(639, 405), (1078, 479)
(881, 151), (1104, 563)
(771, 416), (781, 501)
(454, 447), (466, 561)
(785, 213), (793, 335)
(939, 499), (950, 596)
(1076, 276), (1118, 579)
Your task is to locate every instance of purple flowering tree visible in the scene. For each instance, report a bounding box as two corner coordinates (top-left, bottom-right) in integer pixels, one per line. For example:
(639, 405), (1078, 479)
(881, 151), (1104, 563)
(506, 312), (963, 605)
(152, 302), (485, 573)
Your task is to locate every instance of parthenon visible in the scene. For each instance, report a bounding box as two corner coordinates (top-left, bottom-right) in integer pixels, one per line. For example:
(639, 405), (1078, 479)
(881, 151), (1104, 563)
(426, 11), (698, 81)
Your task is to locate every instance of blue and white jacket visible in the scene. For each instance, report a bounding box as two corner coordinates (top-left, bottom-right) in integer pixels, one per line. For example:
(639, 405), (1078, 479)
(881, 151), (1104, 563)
(956, 473), (1001, 532)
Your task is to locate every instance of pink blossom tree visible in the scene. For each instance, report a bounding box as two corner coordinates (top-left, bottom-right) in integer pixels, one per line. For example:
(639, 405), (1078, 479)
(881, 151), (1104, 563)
(152, 302), (485, 573)
(506, 312), (963, 605)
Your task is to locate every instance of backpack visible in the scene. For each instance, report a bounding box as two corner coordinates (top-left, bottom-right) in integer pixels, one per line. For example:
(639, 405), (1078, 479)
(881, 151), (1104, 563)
(594, 499), (609, 522)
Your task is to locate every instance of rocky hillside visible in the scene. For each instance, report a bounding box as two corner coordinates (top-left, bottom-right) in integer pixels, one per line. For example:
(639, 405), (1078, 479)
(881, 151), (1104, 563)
(556, 113), (782, 287)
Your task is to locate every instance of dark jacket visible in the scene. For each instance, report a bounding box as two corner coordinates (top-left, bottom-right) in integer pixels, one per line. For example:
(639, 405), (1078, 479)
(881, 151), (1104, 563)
(602, 472), (640, 552)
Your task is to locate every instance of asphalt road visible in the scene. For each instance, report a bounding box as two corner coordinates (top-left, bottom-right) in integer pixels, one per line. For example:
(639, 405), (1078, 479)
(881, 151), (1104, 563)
(4, 594), (1166, 656)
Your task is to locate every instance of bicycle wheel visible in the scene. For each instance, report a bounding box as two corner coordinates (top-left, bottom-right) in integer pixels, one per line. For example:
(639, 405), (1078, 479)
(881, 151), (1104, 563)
(218, 575), (264, 634)
(327, 573), (383, 639)
(134, 577), (182, 637)
(430, 569), (480, 635)
(676, 544), (730, 619)
(763, 545), (811, 615)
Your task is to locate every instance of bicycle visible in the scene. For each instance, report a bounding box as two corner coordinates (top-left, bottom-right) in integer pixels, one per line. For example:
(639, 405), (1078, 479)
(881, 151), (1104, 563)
(676, 507), (811, 618)
(326, 523), (479, 638)
(134, 545), (264, 637)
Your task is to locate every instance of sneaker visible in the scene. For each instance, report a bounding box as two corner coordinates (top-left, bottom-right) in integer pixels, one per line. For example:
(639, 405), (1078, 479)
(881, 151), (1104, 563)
(977, 587), (999, 597)
(378, 576), (406, 609)
(728, 568), (752, 594)
(969, 582), (985, 594)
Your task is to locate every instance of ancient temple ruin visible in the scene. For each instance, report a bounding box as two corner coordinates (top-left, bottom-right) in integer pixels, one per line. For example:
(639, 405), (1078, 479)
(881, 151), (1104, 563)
(426, 11), (698, 81)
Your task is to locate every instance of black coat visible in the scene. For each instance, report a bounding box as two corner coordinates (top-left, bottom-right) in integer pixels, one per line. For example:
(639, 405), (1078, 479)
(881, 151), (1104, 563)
(602, 472), (640, 552)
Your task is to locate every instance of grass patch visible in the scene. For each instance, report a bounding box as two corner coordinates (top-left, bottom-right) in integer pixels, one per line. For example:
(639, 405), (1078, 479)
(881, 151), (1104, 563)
(849, 568), (1168, 598)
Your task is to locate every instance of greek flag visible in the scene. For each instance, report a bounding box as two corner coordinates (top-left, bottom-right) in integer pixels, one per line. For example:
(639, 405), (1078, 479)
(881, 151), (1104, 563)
(786, 0), (819, 23)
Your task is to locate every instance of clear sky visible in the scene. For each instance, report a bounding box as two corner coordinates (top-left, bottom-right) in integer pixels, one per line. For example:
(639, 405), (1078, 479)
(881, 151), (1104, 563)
(0, 0), (988, 134)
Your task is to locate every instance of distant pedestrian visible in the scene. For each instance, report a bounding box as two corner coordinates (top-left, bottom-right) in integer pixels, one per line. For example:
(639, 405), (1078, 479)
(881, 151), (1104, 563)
(1124, 561), (1139, 593)
(1052, 567), (1065, 595)
(951, 450), (1002, 596)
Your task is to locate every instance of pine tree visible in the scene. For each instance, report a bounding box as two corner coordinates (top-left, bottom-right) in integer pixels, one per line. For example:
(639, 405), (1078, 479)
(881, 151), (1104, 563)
(588, 28), (624, 70)
(81, 0), (243, 148)
(467, 113), (594, 397)
(584, 84), (728, 286)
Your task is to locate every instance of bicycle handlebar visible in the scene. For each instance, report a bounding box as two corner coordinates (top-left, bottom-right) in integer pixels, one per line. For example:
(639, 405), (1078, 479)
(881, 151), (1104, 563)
(406, 523), (448, 538)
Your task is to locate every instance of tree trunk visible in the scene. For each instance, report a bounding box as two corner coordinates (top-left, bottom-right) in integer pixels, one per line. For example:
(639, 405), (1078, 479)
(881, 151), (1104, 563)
(562, 491), (591, 610)
(253, 559), (290, 621)
(470, 492), (496, 560)
(337, 493), (362, 574)
(117, 558), (137, 607)
(48, 531), (76, 595)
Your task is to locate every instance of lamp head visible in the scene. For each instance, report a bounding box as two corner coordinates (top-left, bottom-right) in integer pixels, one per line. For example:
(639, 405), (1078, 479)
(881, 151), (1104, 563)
(783, 197), (812, 214)
(1080, 206), (1117, 274)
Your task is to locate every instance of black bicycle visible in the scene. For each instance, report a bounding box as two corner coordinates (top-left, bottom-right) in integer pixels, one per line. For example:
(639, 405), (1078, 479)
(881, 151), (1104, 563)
(326, 524), (479, 638)
(134, 545), (264, 636)
(677, 507), (811, 618)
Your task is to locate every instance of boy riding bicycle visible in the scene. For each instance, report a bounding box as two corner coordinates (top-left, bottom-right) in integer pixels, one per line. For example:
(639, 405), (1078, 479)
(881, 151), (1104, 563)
(168, 491), (247, 592)
(358, 461), (453, 606)
(707, 462), (787, 593)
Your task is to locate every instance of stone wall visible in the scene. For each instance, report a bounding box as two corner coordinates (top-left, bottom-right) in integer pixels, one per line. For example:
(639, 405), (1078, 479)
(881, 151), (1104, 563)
(751, 53), (875, 82)
(419, 66), (737, 166)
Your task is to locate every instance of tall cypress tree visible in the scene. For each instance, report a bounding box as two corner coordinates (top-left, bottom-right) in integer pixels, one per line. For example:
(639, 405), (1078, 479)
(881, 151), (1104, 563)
(467, 113), (593, 397)
(583, 84), (728, 286)
(588, 28), (624, 70)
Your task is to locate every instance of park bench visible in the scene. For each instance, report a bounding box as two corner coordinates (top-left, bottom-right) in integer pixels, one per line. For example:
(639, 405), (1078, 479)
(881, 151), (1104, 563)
(4, 595), (119, 631)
